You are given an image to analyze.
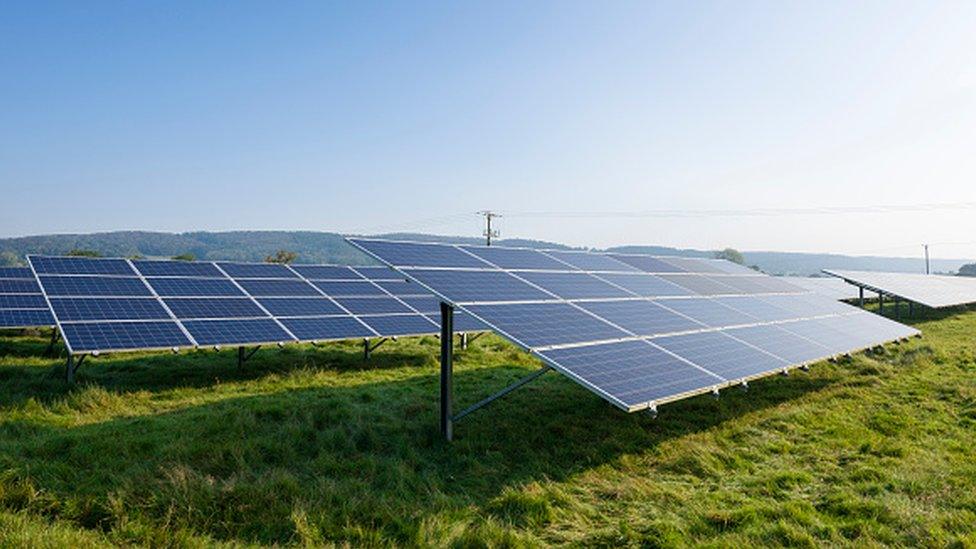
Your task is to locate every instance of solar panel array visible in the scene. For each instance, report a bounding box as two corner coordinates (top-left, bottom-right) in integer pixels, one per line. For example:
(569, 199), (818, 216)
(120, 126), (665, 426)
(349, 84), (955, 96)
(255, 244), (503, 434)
(348, 239), (920, 412)
(27, 256), (484, 355)
(780, 277), (860, 301)
(823, 269), (976, 308)
(0, 267), (55, 328)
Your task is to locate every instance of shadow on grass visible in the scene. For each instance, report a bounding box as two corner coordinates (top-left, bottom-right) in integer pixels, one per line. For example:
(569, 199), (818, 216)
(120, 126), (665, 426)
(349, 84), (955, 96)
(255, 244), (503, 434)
(0, 350), (842, 545)
(0, 336), (436, 408)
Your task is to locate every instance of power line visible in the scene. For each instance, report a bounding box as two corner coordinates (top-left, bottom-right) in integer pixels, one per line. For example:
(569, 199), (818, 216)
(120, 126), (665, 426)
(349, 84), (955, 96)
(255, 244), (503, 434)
(501, 201), (976, 219)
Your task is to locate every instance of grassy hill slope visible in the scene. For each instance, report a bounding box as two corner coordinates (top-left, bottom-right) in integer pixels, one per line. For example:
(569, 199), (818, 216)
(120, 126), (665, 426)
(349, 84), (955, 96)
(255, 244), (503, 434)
(0, 305), (974, 546)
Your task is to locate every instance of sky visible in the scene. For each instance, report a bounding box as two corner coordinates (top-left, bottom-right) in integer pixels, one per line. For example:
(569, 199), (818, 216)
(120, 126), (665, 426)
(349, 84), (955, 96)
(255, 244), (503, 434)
(2, 1), (975, 259)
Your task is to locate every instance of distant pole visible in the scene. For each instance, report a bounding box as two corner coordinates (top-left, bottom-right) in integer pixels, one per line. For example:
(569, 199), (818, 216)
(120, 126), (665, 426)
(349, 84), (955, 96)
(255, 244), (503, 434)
(479, 211), (501, 246)
(923, 244), (930, 274)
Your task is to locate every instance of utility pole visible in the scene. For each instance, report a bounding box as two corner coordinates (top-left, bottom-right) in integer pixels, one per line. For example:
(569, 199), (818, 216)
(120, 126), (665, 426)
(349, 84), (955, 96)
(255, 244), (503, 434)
(478, 211), (500, 246)
(923, 244), (930, 274)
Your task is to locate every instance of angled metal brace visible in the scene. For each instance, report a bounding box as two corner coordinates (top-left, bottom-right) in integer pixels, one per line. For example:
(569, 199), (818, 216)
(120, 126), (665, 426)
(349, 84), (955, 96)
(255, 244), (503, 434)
(66, 354), (86, 383)
(237, 346), (261, 368)
(465, 331), (487, 347)
(452, 366), (552, 422)
(363, 337), (389, 360)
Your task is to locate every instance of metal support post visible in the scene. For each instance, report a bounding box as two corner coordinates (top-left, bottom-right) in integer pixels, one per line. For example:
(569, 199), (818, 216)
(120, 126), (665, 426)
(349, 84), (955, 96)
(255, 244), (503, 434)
(45, 329), (60, 356)
(878, 292), (884, 315)
(440, 302), (454, 441)
(65, 354), (85, 383)
(460, 332), (468, 350)
(894, 298), (900, 320)
(909, 302), (914, 317)
(859, 287), (864, 308)
(238, 346), (245, 368)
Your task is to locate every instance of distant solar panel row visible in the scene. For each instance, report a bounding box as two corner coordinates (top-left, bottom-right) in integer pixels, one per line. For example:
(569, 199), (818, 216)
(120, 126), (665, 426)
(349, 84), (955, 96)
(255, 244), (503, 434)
(823, 269), (976, 309)
(348, 239), (920, 412)
(27, 256), (484, 354)
(0, 266), (55, 328)
(780, 277), (861, 301)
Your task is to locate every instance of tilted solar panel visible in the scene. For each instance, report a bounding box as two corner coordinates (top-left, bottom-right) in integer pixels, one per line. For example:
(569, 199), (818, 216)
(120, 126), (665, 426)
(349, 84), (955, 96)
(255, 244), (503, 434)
(347, 238), (920, 413)
(0, 264), (54, 328)
(823, 269), (976, 308)
(28, 255), (488, 357)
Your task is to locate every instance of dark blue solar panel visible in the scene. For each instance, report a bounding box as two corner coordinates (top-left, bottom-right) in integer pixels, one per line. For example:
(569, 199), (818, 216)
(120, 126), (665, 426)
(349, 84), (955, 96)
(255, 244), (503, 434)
(400, 296), (440, 314)
(658, 275), (738, 295)
(334, 297), (413, 315)
(726, 324), (834, 365)
(0, 309), (55, 327)
(823, 312), (918, 348)
(464, 302), (627, 347)
(256, 298), (344, 317)
(373, 280), (430, 297)
(0, 267), (33, 279)
(291, 265), (361, 280)
(310, 280), (388, 297)
(578, 300), (703, 336)
(598, 273), (692, 297)
(50, 298), (171, 321)
(660, 257), (727, 274)
(30, 256), (136, 276)
(133, 260), (224, 277)
(163, 298), (268, 319)
(608, 254), (686, 273)
(709, 260), (761, 275)
(403, 269), (552, 303)
(60, 321), (191, 352)
(216, 262), (298, 279)
(361, 314), (438, 336)
(0, 295), (47, 309)
(452, 312), (488, 332)
(652, 331), (788, 381)
(146, 277), (244, 297)
(460, 246), (569, 270)
(517, 272), (632, 299)
(541, 250), (640, 272)
(183, 318), (293, 345)
(542, 340), (723, 408)
(350, 266), (402, 280)
(237, 279), (319, 297)
(279, 316), (376, 340)
(349, 239), (489, 268)
(655, 298), (756, 328)
(0, 279), (42, 294)
(750, 276), (818, 293)
(715, 296), (797, 322)
(39, 276), (152, 297)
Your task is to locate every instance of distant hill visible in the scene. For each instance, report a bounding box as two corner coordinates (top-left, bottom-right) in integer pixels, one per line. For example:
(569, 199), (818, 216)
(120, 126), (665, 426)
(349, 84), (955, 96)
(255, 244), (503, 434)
(0, 230), (970, 275)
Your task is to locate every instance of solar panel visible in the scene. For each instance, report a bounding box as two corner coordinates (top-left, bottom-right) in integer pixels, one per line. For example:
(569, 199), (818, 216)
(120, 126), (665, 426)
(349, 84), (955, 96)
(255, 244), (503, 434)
(183, 318), (294, 346)
(50, 297), (171, 321)
(348, 238), (919, 413)
(0, 266), (54, 328)
(216, 262), (298, 279)
(310, 280), (388, 297)
(280, 316), (377, 340)
(146, 277), (245, 297)
(31, 256), (136, 276)
(163, 298), (268, 320)
(61, 321), (192, 352)
(236, 279), (321, 297)
(291, 265), (362, 280)
(133, 260), (224, 278)
(334, 297), (413, 315)
(39, 276), (152, 297)
(823, 269), (976, 308)
(361, 314), (438, 336)
(255, 297), (345, 317)
(780, 277), (860, 301)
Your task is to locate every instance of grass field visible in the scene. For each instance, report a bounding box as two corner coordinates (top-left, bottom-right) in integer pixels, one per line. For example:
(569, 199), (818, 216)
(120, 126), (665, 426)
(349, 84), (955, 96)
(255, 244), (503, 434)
(1, 305), (975, 547)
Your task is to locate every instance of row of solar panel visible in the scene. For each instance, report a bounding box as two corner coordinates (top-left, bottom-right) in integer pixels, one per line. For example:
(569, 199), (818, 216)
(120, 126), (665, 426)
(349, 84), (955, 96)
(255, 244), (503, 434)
(330, 239), (759, 274)
(12, 256), (489, 353)
(824, 269), (976, 309)
(29, 256), (405, 280)
(541, 311), (913, 409)
(347, 238), (921, 412)
(0, 267), (55, 328)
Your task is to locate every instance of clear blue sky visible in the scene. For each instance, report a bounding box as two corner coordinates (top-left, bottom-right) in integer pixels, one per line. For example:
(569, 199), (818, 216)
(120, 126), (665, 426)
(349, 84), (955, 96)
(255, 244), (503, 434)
(2, 1), (975, 258)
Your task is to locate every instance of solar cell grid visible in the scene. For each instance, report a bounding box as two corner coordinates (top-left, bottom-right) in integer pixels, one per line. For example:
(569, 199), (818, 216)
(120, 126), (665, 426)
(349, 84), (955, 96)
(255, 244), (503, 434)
(460, 245), (569, 270)
(291, 265), (362, 280)
(360, 314), (437, 336)
(541, 340), (722, 408)
(163, 298), (268, 320)
(577, 300), (703, 337)
(146, 277), (244, 297)
(403, 269), (553, 303)
(464, 302), (628, 348)
(216, 262), (298, 279)
(50, 297), (171, 322)
(334, 297), (413, 315)
(280, 316), (376, 340)
(517, 271), (632, 299)
(824, 269), (976, 308)
(237, 279), (320, 297)
(183, 318), (294, 346)
(652, 330), (788, 381)
(657, 274), (738, 295)
(541, 250), (640, 272)
(133, 260), (224, 278)
(39, 276), (152, 297)
(256, 297), (345, 317)
(60, 321), (191, 352)
(0, 309), (55, 327)
(0, 295), (48, 309)
(310, 280), (388, 297)
(31, 256), (136, 276)
(0, 267), (34, 279)
(608, 254), (686, 273)
(595, 273), (691, 297)
(0, 279), (42, 294)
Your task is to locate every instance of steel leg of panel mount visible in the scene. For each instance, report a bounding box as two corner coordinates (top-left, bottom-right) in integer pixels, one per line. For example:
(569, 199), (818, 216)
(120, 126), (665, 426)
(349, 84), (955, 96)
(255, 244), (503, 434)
(859, 287), (865, 308)
(363, 338), (388, 360)
(440, 302), (454, 441)
(878, 292), (884, 315)
(452, 366), (551, 422)
(66, 354), (85, 383)
(909, 302), (914, 317)
(895, 298), (900, 320)
(45, 329), (59, 356)
(466, 332), (486, 345)
(460, 332), (468, 350)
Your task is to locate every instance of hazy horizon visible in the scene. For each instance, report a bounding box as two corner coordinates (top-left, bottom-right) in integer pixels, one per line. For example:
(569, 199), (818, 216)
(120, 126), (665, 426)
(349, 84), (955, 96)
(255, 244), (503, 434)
(2, 2), (975, 260)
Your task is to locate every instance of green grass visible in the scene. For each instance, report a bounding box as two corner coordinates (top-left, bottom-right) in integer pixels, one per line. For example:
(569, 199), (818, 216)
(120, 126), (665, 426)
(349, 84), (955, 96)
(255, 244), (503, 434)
(1, 305), (975, 547)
